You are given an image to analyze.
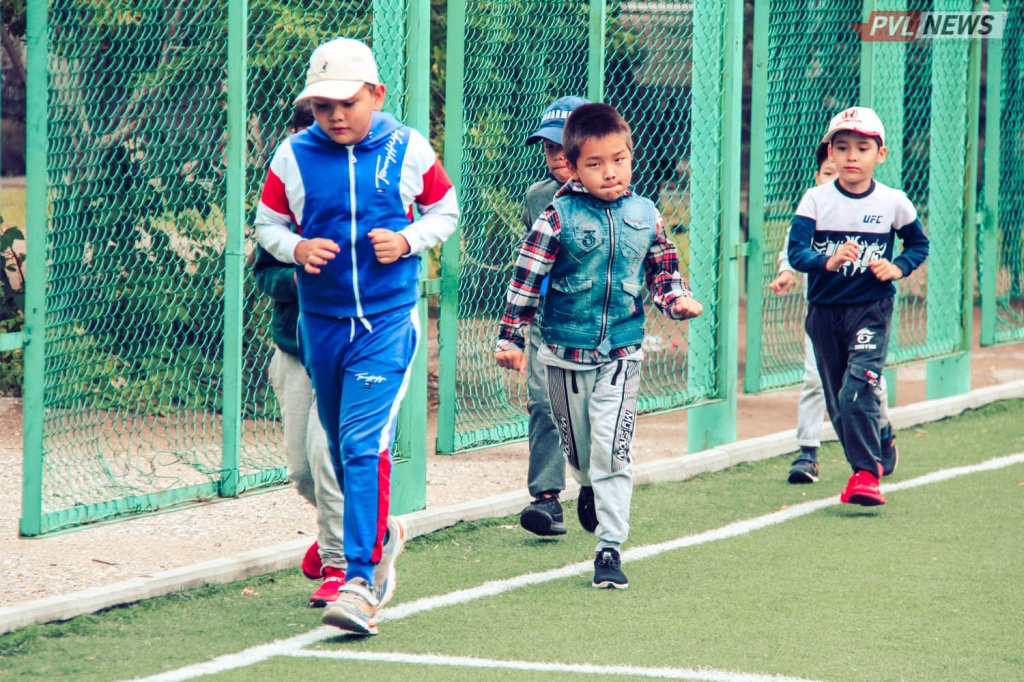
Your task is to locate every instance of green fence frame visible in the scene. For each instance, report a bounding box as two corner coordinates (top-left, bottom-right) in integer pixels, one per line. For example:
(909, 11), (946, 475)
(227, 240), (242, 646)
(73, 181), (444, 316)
(15, 0), (1024, 535)
(18, 0), (431, 536)
(744, 0), (985, 400)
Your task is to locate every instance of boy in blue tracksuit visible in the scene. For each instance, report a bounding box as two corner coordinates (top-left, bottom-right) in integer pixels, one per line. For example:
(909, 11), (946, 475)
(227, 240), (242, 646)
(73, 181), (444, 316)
(255, 38), (459, 635)
(787, 106), (928, 506)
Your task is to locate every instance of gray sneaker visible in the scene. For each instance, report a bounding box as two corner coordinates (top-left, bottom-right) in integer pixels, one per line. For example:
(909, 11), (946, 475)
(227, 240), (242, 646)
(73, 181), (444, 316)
(322, 578), (379, 635)
(373, 516), (406, 610)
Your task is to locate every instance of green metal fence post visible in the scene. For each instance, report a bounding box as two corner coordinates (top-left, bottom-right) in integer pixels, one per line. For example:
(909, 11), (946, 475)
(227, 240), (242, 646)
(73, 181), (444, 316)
(375, 0), (407, 121)
(979, 0), (1003, 346)
(588, 0), (605, 103)
(859, 0), (876, 107)
(220, 0), (248, 497)
(860, 0), (907, 400)
(688, 0), (741, 452)
(436, 0), (466, 454)
(392, 0), (432, 513)
(925, 0), (975, 399)
(742, 0), (769, 395)
(19, 0), (47, 537)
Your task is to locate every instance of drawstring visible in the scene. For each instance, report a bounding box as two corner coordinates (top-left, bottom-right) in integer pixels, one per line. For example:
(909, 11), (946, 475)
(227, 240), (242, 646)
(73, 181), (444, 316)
(349, 317), (373, 342)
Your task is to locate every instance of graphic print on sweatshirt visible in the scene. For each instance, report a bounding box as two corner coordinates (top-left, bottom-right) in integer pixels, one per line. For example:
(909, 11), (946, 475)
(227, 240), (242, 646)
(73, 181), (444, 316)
(786, 179), (929, 306)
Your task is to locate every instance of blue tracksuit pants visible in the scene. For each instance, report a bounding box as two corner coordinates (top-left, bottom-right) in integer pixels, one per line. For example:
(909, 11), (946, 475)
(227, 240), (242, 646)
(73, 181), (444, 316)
(298, 304), (418, 585)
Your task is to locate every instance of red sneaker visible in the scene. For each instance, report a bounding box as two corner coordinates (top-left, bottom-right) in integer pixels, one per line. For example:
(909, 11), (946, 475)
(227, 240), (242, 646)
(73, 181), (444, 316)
(840, 470), (887, 506)
(310, 566), (346, 608)
(302, 541), (322, 580)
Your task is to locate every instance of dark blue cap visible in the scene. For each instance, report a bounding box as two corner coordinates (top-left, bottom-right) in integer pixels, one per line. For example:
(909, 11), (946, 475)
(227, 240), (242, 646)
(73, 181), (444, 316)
(525, 96), (590, 145)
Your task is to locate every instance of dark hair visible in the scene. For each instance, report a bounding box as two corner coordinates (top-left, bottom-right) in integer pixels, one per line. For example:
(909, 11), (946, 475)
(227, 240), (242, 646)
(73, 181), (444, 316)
(291, 100), (314, 132)
(814, 142), (829, 170)
(830, 129), (882, 149)
(562, 103), (633, 166)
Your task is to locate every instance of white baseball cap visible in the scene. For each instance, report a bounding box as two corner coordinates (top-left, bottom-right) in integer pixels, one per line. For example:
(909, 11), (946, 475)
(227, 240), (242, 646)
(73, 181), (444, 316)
(294, 38), (379, 104)
(821, 106), (885, 147)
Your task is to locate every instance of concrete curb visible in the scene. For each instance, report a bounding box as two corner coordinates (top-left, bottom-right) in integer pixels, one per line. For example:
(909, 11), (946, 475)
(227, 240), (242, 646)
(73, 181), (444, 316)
(2, 379), (1021, 635)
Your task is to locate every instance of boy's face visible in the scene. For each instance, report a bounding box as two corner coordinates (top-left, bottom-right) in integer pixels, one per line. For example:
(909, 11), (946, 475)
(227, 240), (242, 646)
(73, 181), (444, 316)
(569, 133), (633, 202)
(309, 84), (386, 146)
(828, 131), (886, 192)
(543, 141), (573, 184)
(814, 160), (838, 186)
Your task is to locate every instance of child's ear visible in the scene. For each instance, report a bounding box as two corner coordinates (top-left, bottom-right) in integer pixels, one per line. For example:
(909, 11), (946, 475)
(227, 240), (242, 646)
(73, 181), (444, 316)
(371, 84), (387, 111)
(877, 145), (887, 164)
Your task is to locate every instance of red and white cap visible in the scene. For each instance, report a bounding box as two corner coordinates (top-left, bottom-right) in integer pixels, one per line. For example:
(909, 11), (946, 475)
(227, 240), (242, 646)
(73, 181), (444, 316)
(821, 107), (885, 147)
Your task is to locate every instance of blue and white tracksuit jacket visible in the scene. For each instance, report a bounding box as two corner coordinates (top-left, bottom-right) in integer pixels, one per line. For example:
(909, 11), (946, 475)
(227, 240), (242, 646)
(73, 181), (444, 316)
(255, 112), (458, 584)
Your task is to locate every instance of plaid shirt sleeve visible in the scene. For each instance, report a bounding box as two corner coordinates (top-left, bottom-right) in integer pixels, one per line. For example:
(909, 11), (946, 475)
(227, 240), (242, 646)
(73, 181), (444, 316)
(496, 208), (561, 353)
(644, 208), (694, 320)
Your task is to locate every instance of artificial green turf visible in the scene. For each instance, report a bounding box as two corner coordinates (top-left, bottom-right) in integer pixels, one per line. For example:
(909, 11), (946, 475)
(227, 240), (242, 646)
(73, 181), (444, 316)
(2, 400), (1022, 681)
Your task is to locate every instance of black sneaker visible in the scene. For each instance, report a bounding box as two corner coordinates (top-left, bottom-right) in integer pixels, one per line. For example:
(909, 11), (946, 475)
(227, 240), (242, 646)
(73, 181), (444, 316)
(577, 485), (598, 533)
(880, 433), (898, 477)
(592, 548), (628, 589)
(787, 450), (819, 484)
(519, 495), (567, 536)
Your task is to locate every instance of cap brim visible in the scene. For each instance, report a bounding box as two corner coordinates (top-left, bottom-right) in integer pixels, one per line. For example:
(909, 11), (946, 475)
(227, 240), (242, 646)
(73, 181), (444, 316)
(525, 128), (563, 146)
(821, 127), (884, 147)
(294, 80), (366, 104)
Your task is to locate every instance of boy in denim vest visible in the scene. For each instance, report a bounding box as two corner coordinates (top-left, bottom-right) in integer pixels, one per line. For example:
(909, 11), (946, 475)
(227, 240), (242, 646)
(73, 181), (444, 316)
(495, 103), (702, 588)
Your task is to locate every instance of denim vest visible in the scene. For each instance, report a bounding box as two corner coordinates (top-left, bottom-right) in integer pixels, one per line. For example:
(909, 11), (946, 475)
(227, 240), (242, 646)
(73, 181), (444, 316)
(540, 191), (657, 353)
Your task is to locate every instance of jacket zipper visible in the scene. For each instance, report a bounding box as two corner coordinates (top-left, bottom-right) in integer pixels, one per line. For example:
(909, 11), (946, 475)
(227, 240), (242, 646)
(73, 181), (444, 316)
(348, 146), (364, 318)
(599, 207), (614, 342)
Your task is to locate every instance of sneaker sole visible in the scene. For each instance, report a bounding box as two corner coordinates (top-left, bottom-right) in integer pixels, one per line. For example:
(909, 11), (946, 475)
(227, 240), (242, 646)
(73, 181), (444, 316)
(846, 492), (886, 506)
(578, 487), (598, 534)
(519, 508), (567, 536)
(592, 579), (629, 589)
(322, 606), (378, 635)
(787, 470), (818, 484)
(375, 518), (406, 610)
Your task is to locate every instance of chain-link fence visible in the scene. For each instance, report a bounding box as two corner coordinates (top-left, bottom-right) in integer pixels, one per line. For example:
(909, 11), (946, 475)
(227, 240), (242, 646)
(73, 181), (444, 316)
(19, 0), (418, 535)
(981, 0), (1024, 345)
(17, 0), (1023, 534)
(436, 0), (729, 453)
(745, 0), (976, 393)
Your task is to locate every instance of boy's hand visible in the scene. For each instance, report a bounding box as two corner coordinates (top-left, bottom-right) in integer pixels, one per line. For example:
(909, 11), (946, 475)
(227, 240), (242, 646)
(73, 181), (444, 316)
(672, 296), (703, 320)
(294, 238), (340, 274)
(869, 258), (904, 282)
(826, 239), (861, 272)
(769, 270), (796, 295)
(369, 229), (411, 264)
(495, 349), (527, 373)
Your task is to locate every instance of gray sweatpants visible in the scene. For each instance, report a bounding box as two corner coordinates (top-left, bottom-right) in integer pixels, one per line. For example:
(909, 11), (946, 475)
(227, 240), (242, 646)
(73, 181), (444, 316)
(268, 349), (346, 570)
(547, 358), (641, 552)
(526, 318), (565, 497)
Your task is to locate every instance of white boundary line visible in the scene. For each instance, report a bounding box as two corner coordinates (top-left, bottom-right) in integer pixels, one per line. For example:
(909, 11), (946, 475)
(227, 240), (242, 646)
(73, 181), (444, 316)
(5, 380), (1021, 636)
(286, 648), (828, 682)
(125, 452), (1024, 682)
